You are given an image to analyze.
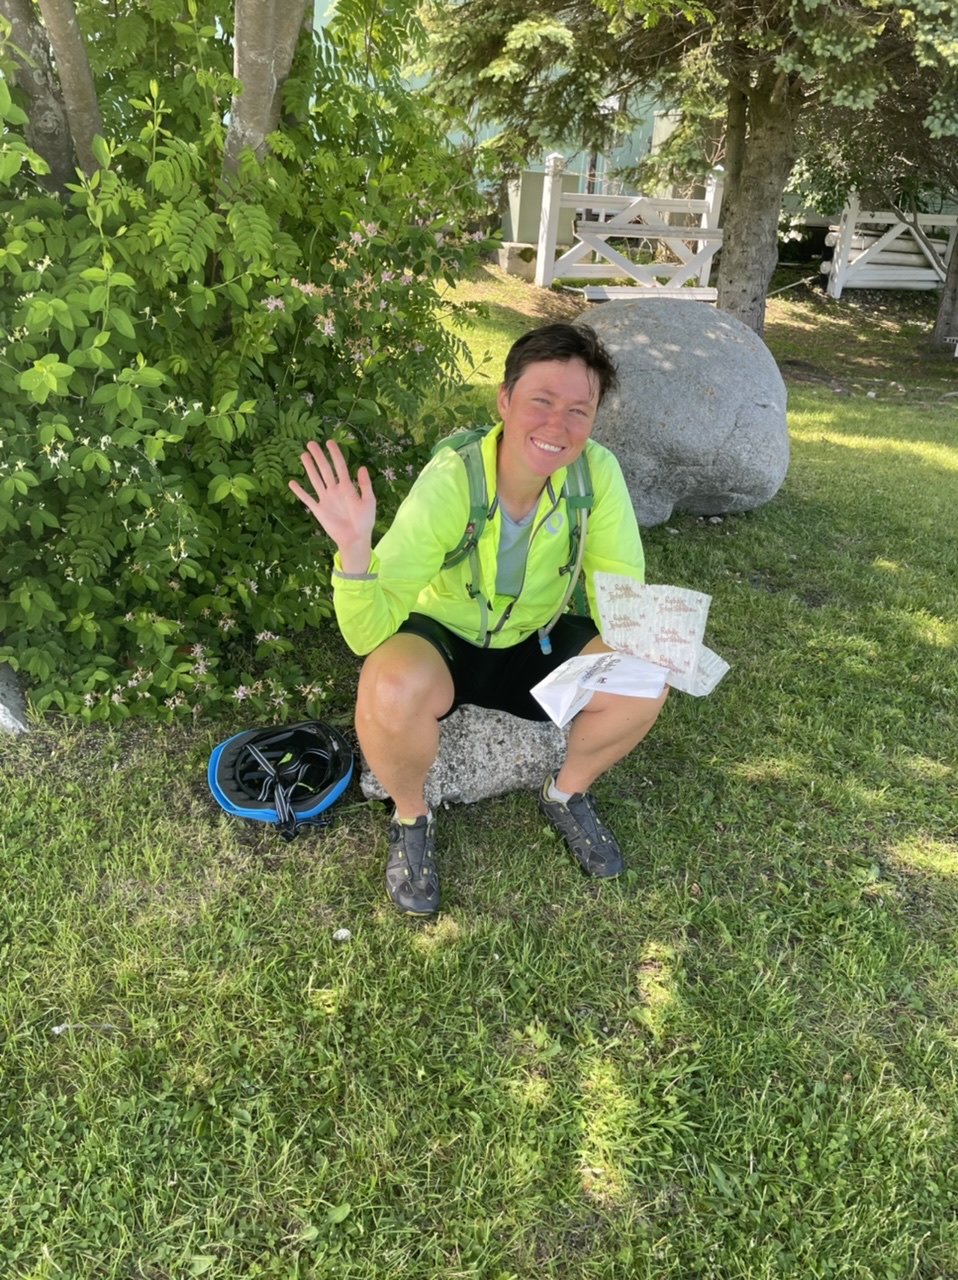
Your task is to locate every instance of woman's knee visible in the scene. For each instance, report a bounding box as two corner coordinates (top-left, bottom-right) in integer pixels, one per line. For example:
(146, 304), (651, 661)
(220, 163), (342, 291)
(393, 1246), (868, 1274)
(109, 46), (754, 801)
(356, 636), (453, 723)
(582, 683), (668, 723)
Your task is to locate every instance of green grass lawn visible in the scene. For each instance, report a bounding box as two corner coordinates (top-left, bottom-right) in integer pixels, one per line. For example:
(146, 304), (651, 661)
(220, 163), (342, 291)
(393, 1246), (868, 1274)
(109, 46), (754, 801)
(2, 273), (958, 1279)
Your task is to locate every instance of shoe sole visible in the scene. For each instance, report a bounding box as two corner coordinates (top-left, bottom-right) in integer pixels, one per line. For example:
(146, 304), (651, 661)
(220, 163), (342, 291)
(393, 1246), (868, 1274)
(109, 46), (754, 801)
(583, 863), (622, 879)
(386, 887), (440, 915)
(565, 848), (623, 878)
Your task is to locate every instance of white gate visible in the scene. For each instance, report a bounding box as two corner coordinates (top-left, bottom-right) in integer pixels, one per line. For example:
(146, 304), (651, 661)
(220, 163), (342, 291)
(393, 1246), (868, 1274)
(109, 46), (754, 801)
(535, 152), (724, 301)
(824, 193), (958, 298)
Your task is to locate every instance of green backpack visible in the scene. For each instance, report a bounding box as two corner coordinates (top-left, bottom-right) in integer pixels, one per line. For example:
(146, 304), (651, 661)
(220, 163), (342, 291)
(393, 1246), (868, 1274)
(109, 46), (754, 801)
(430, 426), (593, 651)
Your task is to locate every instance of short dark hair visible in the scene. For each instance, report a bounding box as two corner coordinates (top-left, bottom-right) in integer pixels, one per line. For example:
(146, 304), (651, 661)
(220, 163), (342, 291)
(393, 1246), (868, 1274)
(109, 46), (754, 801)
(501, 322), (619, 406)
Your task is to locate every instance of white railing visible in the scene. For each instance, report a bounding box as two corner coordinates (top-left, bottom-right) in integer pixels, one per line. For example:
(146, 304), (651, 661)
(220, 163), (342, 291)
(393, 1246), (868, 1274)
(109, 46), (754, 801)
(824, 193), (958, 297)
(535, 152), (724, 300)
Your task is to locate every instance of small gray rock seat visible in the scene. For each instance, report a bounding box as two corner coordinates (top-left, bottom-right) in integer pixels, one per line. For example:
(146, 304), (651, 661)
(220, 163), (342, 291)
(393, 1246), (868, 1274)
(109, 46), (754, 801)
(360, 704), (566, 807)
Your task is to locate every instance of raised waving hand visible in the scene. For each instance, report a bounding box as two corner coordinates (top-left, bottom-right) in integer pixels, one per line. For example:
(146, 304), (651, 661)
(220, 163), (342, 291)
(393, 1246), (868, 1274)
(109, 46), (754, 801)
(289, 440), (376, 574)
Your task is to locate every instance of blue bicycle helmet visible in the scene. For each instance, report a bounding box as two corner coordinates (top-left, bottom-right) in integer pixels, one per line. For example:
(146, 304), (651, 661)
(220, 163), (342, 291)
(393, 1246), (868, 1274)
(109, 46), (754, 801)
(209, 720), (353, 841)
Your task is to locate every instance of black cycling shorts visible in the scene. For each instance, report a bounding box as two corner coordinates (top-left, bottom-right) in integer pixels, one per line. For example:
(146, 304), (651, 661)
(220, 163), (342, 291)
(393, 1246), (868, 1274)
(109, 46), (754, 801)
(396, 612), (600, 722)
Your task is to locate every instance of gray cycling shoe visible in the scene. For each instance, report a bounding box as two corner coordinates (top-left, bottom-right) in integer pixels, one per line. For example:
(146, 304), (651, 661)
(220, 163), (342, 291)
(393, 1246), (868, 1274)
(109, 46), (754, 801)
(538, 774), (624, 878)
(385, 814), (441, 915)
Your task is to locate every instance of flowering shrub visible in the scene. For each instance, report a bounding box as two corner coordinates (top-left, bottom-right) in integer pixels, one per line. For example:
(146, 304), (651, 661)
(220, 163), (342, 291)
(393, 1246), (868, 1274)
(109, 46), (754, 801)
(0, 4), (490, 722)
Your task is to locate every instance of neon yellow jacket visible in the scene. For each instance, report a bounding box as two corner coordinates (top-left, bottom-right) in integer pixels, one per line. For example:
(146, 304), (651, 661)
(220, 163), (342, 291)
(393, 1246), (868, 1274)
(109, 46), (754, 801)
(332, 423), (645, 655)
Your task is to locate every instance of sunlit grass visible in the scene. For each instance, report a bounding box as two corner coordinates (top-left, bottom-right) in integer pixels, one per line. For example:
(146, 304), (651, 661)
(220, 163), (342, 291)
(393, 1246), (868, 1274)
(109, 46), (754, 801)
(790, 422), (958, 469)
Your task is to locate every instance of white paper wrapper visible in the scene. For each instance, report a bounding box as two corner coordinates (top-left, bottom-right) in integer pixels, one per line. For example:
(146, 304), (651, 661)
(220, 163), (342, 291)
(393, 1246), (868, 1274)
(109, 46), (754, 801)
(531, 652), (669, 728)
(593, 574), (730, 697)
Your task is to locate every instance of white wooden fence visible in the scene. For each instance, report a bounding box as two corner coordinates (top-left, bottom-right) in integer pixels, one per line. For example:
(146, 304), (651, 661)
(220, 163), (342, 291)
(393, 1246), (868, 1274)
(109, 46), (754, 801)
(823, 193), (958, 298)
(535, 152), (724, 301)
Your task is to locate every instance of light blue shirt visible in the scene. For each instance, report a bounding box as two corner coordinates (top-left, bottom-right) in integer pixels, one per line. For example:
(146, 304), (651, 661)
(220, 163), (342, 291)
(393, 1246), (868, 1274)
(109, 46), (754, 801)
(495, 506), (535, 597)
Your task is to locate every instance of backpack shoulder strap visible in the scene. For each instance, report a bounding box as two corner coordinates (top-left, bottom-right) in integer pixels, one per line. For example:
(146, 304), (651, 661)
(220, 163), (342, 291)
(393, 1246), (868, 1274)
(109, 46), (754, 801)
(538, 450), (594, 653)
(562, 451), (593, 513)
(431, 428), (493, 570)
(560, 450), (593, 578)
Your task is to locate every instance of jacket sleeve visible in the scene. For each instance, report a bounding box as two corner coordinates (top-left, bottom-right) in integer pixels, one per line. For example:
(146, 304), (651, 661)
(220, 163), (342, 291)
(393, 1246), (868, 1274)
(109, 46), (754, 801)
(581, 445), (646, 621)
(331, 448), (471, 655)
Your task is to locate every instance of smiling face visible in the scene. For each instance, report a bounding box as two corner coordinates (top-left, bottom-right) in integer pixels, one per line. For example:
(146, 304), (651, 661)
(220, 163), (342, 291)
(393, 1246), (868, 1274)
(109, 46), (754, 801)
(496, 357), (600, 490)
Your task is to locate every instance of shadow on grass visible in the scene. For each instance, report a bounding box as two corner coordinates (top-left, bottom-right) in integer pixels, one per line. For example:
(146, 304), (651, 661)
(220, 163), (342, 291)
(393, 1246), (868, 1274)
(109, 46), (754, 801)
(451, 264), (586, 326)
(765, 285), (949, 385)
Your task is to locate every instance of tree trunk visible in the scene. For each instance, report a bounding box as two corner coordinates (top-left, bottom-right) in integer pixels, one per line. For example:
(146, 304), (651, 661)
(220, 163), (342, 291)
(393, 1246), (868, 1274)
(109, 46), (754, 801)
(223, 0), (310, 179)
(932, 235), (958, 347)
(716, 73), (800, 337)
(723, 78), (747, 191)
(2, 0), (75, 193)
(35, 0), (102, 178)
